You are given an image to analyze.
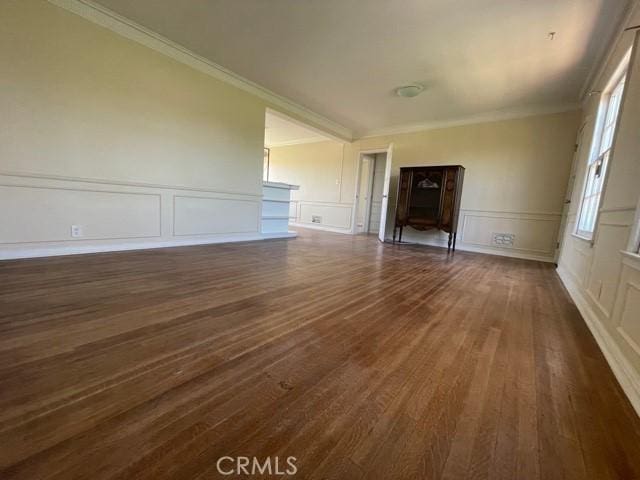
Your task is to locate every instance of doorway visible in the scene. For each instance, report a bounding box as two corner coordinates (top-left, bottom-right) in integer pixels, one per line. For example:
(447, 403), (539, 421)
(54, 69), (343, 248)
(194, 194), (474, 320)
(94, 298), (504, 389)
(353, 146), (393, 241)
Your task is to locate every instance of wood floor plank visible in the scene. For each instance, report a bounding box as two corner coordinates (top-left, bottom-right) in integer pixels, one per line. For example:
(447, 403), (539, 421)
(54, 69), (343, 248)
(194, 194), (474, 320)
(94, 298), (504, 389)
(1, 228), (639, 479)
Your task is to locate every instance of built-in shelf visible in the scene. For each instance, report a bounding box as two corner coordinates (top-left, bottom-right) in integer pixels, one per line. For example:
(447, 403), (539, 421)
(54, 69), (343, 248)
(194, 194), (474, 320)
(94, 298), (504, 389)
(261, 181), (299, 238)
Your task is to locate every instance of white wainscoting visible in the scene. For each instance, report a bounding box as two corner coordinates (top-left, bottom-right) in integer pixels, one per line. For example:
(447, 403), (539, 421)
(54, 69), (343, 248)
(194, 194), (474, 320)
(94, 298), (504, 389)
(0, 185), (161, 243)
(389, 209), (562, 262)
(0, 172), (268, 260)
(557, 206), (640, 416)
(173, 195), (260, 236)
(558, 252), (640, 416)
(290, 201), (354, 233)
(618, 275), (640, 358)
(584, 209), (635, 318)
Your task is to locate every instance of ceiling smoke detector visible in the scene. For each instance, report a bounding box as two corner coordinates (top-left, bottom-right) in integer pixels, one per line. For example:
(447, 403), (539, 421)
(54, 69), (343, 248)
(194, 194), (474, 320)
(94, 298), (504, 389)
(395, 84), (424, 98)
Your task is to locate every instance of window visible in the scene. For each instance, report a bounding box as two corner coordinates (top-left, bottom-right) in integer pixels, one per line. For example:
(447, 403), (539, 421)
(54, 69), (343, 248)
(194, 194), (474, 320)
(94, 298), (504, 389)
(576, 72), (626, 239)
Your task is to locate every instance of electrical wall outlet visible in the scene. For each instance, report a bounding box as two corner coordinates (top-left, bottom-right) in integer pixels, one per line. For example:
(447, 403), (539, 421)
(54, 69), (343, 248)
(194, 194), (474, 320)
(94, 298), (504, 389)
(311, 215), (322, 224)
(70, 225), (83, 238)
(492, 232), (515, 247)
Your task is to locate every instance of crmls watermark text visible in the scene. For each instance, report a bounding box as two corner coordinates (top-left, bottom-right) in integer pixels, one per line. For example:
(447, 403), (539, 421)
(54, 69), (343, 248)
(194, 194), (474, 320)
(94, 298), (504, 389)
(216, 456), (298, 476)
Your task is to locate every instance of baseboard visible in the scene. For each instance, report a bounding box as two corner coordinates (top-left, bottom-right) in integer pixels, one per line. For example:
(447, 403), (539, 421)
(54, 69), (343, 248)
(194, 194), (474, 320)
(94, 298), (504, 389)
(557, 265), (640, 416)
(0, 232), (296, 260)
(384, 236), (556, 263)
(454, 243), (556, 263)
(290, 222), (352, 235)
(262, 231), (298, 240)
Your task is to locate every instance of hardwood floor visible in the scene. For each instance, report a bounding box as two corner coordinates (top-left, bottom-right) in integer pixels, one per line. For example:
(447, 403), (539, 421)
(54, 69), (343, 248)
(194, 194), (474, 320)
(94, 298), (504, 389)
(1, 228), (639, 479)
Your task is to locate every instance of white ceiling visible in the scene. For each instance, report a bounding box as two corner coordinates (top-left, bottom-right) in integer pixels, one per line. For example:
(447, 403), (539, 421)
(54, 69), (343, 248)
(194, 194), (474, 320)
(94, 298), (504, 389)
(265, 111), (330, 148)
(93, 0), (630, 137)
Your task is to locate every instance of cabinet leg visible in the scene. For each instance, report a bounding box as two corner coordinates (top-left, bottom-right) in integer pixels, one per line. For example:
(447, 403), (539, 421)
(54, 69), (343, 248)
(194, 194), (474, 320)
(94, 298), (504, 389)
(453, 232), (457, 252)
(399, 226), (404, 243)
(392, 226), (396, 244)
(447, 232), (453, 252)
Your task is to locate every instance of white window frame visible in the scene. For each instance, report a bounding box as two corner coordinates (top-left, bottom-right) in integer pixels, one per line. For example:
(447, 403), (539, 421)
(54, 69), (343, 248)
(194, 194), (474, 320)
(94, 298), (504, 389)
(575, 56), (629, 241)
(263, 148), (270, 181)
(631, 199), (640, 255)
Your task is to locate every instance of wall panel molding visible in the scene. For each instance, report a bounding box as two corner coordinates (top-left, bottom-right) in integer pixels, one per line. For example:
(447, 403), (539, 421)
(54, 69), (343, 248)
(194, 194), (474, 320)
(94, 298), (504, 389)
(378, 207), (562, 262)
(295, 201), (353, 231)
(0, 184), (161, 244)
(0, 170), (261, 198)
(0, 172), (265, 259)
(458, 209), (560, 257)
(557, 266), (640, 416)
(618, 280), (640, 356)
(173, 195), (260, 236)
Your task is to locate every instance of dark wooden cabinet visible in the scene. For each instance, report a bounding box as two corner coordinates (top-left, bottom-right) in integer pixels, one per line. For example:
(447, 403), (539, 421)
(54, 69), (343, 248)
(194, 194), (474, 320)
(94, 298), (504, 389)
(393, 165), (465, 251)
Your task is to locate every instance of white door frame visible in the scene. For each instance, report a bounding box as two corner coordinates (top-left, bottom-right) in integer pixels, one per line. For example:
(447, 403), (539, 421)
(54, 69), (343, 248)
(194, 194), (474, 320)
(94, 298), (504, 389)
(358, 155), (376, 234)
(352, 146), (392, 237)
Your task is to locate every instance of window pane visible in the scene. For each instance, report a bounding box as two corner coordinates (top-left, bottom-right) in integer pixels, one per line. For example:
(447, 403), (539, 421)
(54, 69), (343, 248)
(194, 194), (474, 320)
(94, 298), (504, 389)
(600, 126), (614, 153)
(577, 73), (625, 237)
(604, 95), (618, 127)
(579, 194), (598, 234)
(579, 193), (593, 233)
(584, 163), (597, 196)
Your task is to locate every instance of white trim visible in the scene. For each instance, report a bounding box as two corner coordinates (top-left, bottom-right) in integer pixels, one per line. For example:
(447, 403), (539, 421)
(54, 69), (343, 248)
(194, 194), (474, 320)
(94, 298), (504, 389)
(0, 232), (296, 261)
(628, 202), (640, 253)
(571, 232), (594, 243)
(0, 170), (261, 198)
(266, 137), (330, 148)
(352, 147), (391, 234)
(290, 222), (352, 235)
(389, 237), (557, 263)
(557, 265), (640, 417)
(599, 205), (638, 213)
(47, 0), (353, 142)
(263, 181), (300, 190)
(575, 52), (631, 244)
(461, 209), (562, 217)
(447, 243), (555, 263)
(262, 231), (297, 239)
(359, 103), (580, 138)
(621, 250), (640, 269)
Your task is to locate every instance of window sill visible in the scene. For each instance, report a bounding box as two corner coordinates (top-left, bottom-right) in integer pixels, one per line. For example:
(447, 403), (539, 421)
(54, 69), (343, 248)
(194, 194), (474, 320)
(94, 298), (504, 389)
(621, 250), (640, 270)
(571, 232), (593, 244)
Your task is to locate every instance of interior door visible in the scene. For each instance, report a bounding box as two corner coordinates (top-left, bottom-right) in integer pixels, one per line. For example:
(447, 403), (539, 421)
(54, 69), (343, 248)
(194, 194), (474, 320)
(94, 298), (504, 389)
(378, 143), (394, 242)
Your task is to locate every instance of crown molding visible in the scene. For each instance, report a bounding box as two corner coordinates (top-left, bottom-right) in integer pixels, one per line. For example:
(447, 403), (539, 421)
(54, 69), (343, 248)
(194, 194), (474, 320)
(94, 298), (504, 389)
(579, 0), (640, 102)
(47, 0), (353, 142)
(359, 103), (581, 139)
(266, 136), (330, 148)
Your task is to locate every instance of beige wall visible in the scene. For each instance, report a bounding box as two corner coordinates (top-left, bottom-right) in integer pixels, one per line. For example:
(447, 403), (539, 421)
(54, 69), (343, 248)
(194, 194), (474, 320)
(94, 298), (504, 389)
(268, 141), (353, 232)
(270, 110), (581, 260)
(0, 0), (272, 258)
(556, 2), (640, 416)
